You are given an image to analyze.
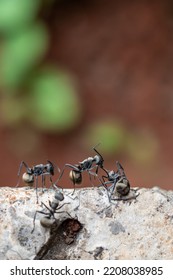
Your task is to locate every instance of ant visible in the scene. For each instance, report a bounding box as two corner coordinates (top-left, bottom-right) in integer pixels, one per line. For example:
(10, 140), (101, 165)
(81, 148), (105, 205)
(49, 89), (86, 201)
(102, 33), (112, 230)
(100, 161), (139, 202)
(55, 144), (107, 189)
(16, 160), (60, 203)
(31, 190), (71, 233)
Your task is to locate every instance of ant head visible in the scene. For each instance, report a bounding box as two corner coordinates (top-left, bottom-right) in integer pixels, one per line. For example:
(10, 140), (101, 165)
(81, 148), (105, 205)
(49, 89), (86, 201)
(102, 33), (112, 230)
(46, 161), (54, 175)
(109, 170), (116, 177)
(93, 155), (103, 165)
(69, 170), (82, 185)
(54, 191), (64, 201)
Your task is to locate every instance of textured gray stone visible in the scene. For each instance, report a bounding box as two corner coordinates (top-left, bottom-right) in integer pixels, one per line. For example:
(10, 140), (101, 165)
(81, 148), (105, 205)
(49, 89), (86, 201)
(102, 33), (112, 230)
(0, 186), (173, 259)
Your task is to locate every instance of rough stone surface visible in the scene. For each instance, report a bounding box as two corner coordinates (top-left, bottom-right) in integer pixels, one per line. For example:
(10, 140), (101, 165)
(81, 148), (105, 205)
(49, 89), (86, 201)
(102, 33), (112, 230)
(0, 186), (173, 260)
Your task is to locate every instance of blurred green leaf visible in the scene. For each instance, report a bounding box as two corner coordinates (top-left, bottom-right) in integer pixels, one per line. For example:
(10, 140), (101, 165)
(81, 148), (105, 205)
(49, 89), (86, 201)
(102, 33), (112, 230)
(126, 130), (158, 164)
(0, 23), (48, 88)
(0, 0), (40, 34)
(86, 122), (126, 154)
(29, 68), (82, 132)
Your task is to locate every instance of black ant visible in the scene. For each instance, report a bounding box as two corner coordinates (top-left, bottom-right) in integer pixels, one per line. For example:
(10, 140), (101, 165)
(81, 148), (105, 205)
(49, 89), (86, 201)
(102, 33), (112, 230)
(101, 161), (139, 202)
(16, 160), (60, 203)
(31, 190), (71, 233)
(55, 144), (107, 189)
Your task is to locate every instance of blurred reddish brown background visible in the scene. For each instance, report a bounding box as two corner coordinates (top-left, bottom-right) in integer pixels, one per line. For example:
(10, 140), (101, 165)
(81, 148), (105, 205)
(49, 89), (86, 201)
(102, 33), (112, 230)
(1, 0), (173, 190)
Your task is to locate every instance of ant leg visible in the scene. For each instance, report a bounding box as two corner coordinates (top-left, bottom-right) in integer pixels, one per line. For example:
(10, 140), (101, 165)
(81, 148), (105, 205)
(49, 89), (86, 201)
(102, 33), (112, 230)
(93, 175), (111, 188)
(31, 209), (50, 233)
(31, 210), (38, 234)
(95, 165), (99, 176)
(88, 169), (98, 187)
(95, 175), (112, 189)
(55, 210), (72, 218)
(109, 181), (116, 197)
(41, 174), (46, 193)
(15, 161), (29, 187)
(94, 164), (108, 178)
(99, 172), (115, 188)
(55, 202), (72, 218)
(56, 202), (70, 210)
(101, 166), (110, 177)
(48, 200), (69, 211)
(116, 161), (127, 178)
(41, 201), (53, 212)
(54, 164), (78, 186)
(96, 176), (111, 202)
(89, 172), (94, 187)
(71, 182), (76, 196)
(90, 166), (97, 181)
(51, 202), (72, 220)
(54, 166), (65, 186)
(52, 183), (64, 193)
(88, 169), (97, 176)
(41, 172), (54, 190)
(49, 175), (54, 189)
(73, 189), (81, 210)
(35, 176), (39, 204)
(92, 143), (102, 156)
(18, 161), (29, 176)
(105, 182), (116, 203)
(93, 143), (106, 171)
(43, 173), (53, 189)
(90, 165), (99, 180)
(111, 192), (140, 201)
(31, 210), (38, 233)
(47, 160), (60, 174)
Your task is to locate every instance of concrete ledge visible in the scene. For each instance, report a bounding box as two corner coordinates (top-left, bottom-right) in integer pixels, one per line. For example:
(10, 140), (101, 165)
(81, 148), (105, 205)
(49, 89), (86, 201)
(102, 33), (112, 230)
(0, 186), (173, 259)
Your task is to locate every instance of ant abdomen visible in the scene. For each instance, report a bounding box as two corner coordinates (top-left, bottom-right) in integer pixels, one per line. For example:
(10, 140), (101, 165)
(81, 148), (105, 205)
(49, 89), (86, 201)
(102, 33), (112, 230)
(116, 178), (130, 196)
(69, 170), (82, 185)
(22, 172), (34, 186)
(40, 216), (54, 228)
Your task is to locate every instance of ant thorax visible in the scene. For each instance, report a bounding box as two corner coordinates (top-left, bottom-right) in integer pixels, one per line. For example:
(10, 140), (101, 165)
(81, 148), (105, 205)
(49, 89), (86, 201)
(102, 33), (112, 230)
(79, 157), (94, 169)
(33, 164), (45, 175)
(45, 163), (54, 175)
(50, 199), (60, 210)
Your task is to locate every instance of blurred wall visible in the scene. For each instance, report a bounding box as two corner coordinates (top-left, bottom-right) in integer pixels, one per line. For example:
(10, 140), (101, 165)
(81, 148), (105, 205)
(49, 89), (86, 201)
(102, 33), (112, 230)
(1, 0), (173, 189)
